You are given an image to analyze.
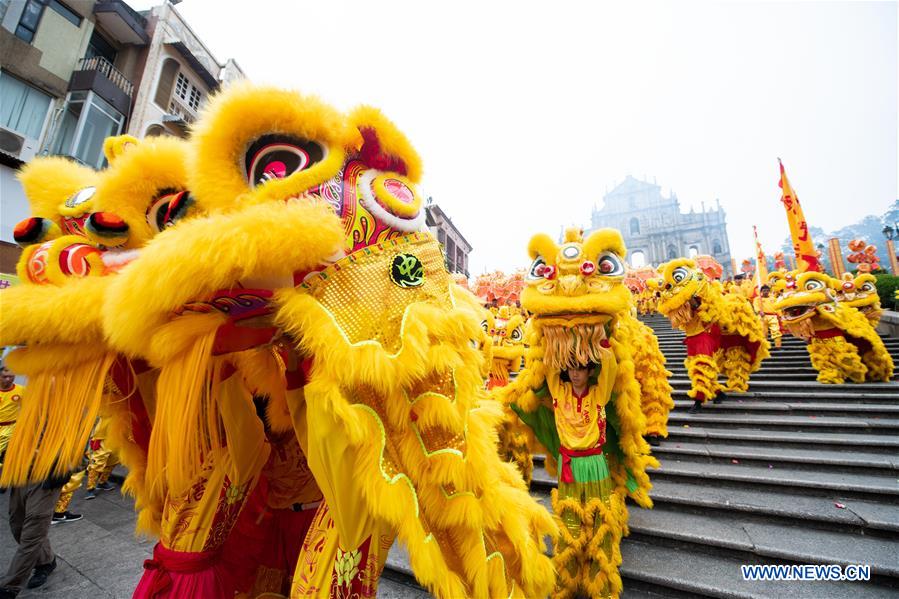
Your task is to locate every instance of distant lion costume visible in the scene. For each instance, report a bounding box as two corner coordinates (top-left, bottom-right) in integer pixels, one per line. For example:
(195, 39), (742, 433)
(774, 271), (892, 383)
(651, 259), (769, 408)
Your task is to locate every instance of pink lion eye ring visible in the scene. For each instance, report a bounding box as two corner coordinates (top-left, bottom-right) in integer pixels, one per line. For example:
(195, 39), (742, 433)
(542, 265), (557, 280)
(581, 261), (596, 276)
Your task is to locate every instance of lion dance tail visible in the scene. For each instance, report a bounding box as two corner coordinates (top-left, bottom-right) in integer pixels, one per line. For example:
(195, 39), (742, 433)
(720, 346), (752, 393)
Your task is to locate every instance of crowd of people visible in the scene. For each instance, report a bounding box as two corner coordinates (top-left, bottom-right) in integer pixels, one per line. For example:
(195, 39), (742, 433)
(0, 82), (893, 599)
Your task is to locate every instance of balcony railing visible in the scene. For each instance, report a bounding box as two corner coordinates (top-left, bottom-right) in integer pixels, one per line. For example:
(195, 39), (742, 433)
(167, 94), (198, 125)
(76, 56), (134, 97)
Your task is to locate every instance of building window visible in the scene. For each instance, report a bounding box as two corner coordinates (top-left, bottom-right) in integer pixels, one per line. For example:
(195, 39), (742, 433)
(688, 245), (699, 258)
(667, 244), (677, 260)
(85, 30), (117, 64)
(15, 0), (80, 42)
(188, 86), (201, 111)
(48, 91), (125, 169)
(712, 240), (723, 254)
(15, 0), (45, 42)
(629, 217), (640, 235)
(0, 72), (51, 140)
(174, 72), (203, 111)
(48, 0), (81, 26)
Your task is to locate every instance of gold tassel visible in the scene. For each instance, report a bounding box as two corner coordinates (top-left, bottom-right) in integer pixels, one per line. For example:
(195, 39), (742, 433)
(1, 348), (114, 485)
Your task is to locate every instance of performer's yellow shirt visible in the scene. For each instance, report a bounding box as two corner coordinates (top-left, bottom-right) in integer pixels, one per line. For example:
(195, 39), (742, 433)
(546, 371), (609, 451)
(755, 297), (777, 315)
(0, 384), (23, 423)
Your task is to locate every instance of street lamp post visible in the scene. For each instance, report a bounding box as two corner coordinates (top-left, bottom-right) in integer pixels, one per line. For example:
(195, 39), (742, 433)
(882, 225), (899, 275)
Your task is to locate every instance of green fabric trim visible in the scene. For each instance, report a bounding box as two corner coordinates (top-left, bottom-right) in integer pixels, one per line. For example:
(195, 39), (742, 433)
(569, 453), (610, 484)
(510, 401), (560, 459)
(604, 392), (626, 463)
(624, 467), (639, 493)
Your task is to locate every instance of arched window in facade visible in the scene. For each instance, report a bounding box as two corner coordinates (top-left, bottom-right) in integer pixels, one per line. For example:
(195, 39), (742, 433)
(154, 58), (180, 110)
(630, 250), (646, 268)
(712, 239), (723, 254)
(688, 245), (699, 258)
(667, 244), (677, 259)
(630, 217), (640, 235)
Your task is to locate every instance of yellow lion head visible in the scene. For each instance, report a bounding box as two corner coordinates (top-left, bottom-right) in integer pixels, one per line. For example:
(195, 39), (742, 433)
(520, 227), (630, 369)
(836, 273), (881, 322)
(773, 271), (839, 324)
(651, 258), (715, 329)
(485, 305), (526, 361)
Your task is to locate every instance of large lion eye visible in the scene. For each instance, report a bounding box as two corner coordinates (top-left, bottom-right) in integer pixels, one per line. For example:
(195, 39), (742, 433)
(510, 326), (523, 342)
(861, 282), (875, 292)
(481, 319), (489, 333)
(145, 188), (195, 233)
(804, 279), (825, 291)
(597, 252), (625, 276)
(527, 256), (547, 281)
(245, 134), (325, 187)
(671, 267), (690, 283)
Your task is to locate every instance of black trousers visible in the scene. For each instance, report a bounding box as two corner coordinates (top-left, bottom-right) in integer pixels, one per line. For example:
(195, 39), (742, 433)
(0, 482), (59, 592)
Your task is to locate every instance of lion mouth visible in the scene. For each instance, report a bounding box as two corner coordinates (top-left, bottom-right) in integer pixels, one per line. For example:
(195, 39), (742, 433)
(782, 304), (815, 322)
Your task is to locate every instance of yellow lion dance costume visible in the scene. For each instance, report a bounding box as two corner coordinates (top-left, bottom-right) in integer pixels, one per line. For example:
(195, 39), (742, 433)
(774, 271), (893, 383)
(495, 227), (665, 599)
(651, 258), (769, 412)
(0, 136), (191, 511)
(100, 84), (555, 599)
(835, 273), (883, 327)
(481, 306), (535, 482)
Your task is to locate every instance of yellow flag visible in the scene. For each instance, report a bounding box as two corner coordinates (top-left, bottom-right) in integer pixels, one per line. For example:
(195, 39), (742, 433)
(779, 160), (821, 272)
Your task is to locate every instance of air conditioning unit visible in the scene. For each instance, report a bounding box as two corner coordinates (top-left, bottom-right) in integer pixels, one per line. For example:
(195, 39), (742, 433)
(0, 126), (38, 162)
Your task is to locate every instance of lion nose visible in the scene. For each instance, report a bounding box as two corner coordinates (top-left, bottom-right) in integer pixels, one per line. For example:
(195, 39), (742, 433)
(85, 212), (129, 247)
(558, 275), (585, 296)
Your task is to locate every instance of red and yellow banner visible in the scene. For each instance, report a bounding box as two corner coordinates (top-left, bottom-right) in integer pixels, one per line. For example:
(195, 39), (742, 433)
(779, 159), (821, 272)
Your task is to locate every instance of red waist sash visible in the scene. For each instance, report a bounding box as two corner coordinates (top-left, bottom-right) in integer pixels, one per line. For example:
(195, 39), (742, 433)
(139, 543), (222, 598)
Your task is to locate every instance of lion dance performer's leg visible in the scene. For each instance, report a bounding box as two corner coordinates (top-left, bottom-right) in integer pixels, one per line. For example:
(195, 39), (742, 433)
(551, 454), (625, 599)
(54, 471), (84, 515)
(720, 346), (752, 393)
(764, 315), (782, 348)
(86, 441), (117, 491)
(807, 337), (867, 384)
(684, 354), (722, 403)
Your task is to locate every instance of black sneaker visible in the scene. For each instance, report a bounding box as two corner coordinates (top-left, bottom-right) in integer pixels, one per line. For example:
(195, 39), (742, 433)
(688, 400), (702, 414)
(713, 392), (728, 404)
(51, 511), (83, 524)
(84, 489), (96, 500)
(0, 586), (18, 598)
(645, 435), (661, 447)
(27, 558), (56, 589)
(96, 481), (116, 492)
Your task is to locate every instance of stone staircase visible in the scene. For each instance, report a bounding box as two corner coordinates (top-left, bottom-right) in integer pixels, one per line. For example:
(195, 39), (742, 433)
(380, 315), (899, 598)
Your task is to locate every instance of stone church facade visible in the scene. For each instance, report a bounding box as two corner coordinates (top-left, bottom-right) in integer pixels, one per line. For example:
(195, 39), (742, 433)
(588, 176), (733, 277)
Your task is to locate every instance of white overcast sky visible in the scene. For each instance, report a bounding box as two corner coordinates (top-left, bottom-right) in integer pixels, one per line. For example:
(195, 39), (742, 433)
(131, 0), (897, 275)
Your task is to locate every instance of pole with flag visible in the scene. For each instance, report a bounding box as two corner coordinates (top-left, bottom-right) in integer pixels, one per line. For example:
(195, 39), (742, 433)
(753, 225), (769, 294)
(778, 159), (822, 272)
